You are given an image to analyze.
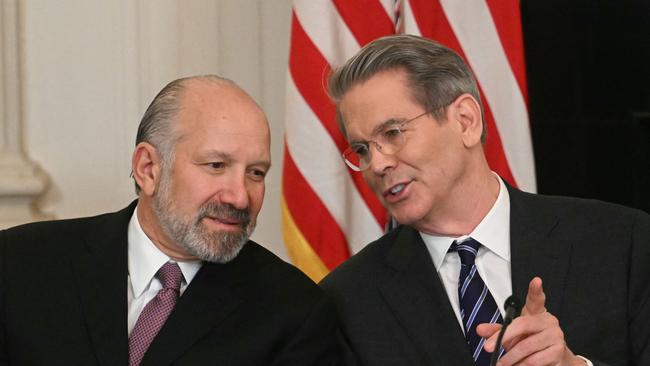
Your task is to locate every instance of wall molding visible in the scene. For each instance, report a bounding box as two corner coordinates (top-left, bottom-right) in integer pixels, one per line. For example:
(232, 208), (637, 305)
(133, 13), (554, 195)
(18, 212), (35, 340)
(0, 0), (50, 228)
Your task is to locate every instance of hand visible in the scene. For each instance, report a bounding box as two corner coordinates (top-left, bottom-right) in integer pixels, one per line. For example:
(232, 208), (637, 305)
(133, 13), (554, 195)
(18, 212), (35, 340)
(476, 277), (586, 365)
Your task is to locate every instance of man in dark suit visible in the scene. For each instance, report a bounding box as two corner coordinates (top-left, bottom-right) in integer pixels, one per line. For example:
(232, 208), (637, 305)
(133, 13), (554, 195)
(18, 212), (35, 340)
(320, 35), (650, 366)
(0, 75), (339, 365)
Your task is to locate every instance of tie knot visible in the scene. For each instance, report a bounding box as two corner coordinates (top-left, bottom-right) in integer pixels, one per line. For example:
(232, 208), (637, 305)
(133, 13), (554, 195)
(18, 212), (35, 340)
(449, 238), (481, 267)
(156, 262), (184, 290)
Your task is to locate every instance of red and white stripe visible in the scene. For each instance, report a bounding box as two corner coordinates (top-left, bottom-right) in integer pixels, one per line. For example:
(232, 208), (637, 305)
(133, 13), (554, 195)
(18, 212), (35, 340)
(283, 0), (535, 281)
(403, 0), (536, 191)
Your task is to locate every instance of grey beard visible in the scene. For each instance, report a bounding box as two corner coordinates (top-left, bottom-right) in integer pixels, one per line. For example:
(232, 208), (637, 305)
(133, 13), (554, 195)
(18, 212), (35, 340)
(152, 172), (254, 263)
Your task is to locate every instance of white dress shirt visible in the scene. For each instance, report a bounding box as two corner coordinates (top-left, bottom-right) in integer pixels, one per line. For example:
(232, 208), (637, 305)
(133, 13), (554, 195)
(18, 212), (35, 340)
(421, 175), (512, 331)
(127, 207), (202, 335)
(420, 175), (593, 366)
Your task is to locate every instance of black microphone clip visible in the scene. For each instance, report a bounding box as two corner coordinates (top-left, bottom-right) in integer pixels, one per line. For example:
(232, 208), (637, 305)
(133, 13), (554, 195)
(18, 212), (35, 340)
(503, 295), (522, 325)
(489, 295), (522, 366)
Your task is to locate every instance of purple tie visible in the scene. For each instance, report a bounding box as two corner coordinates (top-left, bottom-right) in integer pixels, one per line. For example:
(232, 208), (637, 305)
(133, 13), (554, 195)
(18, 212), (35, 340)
(128, 262), (184, 366)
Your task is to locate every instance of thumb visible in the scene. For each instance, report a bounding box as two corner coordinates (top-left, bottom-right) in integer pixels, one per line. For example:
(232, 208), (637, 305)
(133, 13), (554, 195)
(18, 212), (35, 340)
(522, 277), (546, 315)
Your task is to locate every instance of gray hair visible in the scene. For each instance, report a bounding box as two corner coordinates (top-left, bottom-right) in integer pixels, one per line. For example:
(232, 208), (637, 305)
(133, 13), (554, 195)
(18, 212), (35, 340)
(133, 74), (232, 194)
(328, 34), (486, 142)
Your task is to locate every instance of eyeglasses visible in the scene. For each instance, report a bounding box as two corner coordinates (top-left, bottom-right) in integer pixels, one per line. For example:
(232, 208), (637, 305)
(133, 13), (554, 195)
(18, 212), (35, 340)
(342, 110), (430, 171)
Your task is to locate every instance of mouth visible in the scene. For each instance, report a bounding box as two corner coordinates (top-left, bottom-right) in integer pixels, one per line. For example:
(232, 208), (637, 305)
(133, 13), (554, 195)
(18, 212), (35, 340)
(203, 216), (245, 230)
(382, 180), (412, 202)
(198, 202), (251, 232)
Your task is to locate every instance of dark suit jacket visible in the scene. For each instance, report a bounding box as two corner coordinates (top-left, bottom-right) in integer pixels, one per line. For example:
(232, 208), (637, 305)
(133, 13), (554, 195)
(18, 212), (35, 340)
(0, 202), (339, 365)
(320, 186), (650, 366)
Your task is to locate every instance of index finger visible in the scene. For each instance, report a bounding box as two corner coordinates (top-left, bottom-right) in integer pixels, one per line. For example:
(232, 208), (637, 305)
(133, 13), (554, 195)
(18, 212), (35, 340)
(522, 277), (546, 315)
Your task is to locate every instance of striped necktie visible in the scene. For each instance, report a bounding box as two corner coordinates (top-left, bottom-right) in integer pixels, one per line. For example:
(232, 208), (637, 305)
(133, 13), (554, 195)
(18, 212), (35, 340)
(449, 238), (503, 365)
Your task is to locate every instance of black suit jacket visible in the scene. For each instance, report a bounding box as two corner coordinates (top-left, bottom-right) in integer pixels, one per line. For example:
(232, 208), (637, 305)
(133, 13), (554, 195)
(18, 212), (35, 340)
(0, 202), (339, 365)
(320, 186), (650, 366)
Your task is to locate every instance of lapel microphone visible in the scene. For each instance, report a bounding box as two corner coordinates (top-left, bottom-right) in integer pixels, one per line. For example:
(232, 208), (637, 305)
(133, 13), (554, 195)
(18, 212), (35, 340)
(489, 295), (522, 366)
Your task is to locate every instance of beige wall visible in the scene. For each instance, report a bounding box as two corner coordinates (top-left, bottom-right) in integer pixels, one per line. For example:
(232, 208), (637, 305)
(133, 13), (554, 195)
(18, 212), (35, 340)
(2, 0), (294, 260)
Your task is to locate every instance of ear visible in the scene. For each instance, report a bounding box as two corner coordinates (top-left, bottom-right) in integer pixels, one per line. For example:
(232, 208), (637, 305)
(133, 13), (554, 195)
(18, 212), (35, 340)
(449, 93), (483, 148)
(132, 142), (163, 197)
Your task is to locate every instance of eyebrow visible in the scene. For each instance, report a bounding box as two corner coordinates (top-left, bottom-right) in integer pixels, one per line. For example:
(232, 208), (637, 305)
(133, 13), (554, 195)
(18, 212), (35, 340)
(201, 150), (271, 170)
(349, 118), (404, 145)
(202, 150), (232, 162)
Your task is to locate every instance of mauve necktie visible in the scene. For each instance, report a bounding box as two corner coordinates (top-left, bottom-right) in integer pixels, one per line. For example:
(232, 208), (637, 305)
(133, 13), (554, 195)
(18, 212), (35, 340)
(128, 262), (184, 366)
(449, 238), (503, 365)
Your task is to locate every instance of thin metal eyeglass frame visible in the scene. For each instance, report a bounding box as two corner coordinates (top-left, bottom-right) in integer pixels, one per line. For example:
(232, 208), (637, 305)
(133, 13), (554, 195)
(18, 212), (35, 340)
(342, 110), (431, 172)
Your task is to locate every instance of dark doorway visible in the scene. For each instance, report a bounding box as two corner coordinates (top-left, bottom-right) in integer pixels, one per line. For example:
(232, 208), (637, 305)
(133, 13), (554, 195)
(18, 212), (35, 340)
(522, 0), (650, 213)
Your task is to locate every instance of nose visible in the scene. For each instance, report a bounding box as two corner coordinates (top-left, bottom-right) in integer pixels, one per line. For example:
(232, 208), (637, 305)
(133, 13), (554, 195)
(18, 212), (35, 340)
(367, 143), (396, 175)
(218, 175), (250, 210)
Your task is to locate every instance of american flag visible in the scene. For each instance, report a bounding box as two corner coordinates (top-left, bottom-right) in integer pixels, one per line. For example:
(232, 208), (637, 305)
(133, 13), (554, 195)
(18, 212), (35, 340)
(282, 0), (535, 281)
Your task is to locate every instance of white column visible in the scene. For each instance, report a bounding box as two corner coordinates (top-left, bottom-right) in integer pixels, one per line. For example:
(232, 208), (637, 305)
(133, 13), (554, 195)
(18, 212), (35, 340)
(0, 0), (49, 228)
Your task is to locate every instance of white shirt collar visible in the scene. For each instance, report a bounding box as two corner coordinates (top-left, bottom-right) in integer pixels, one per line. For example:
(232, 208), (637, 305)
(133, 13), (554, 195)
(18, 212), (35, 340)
(128, 206), (202, 298)
(420, 174), (511, 270)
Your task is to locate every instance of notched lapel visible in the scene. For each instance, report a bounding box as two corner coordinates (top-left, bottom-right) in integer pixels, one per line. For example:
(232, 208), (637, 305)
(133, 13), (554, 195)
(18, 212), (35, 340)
(72, 204), (134, 366)
(379, 227), (475, 366)
(141, 261), (243, 366)
(509, 188), (571, 315)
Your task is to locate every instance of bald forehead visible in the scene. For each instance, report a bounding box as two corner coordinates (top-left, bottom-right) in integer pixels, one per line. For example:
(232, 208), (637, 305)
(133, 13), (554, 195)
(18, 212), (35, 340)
(180, 78), (248, 107)
(173, 78), (269, 139)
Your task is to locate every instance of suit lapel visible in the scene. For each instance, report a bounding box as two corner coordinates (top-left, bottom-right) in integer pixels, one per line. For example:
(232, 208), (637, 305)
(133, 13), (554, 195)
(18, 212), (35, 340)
(379, 227), (475, 366)
(72, 202), (135, 366)
(508, 186), (571, 315)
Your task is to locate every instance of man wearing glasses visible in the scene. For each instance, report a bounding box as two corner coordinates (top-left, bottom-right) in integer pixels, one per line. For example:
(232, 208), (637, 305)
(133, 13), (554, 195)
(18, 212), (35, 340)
(320, 34), (650, 366)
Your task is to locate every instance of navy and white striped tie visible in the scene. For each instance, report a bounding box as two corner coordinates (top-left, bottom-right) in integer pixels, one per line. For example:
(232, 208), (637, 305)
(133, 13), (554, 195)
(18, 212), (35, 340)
(449, 238), (503, 365)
